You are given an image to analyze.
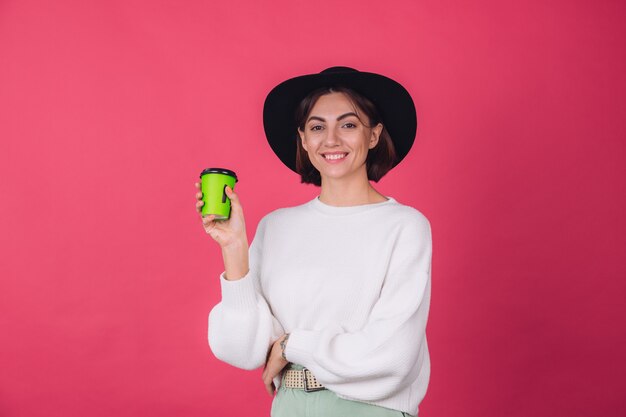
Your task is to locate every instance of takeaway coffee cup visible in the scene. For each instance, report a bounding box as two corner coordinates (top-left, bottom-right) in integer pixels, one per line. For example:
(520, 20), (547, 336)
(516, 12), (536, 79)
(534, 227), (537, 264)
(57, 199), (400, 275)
(199, 168), (238, 220)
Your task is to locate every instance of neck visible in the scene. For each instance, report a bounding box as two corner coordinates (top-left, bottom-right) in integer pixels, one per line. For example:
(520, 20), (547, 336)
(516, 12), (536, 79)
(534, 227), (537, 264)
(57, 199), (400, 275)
(318, 170), (386, 207)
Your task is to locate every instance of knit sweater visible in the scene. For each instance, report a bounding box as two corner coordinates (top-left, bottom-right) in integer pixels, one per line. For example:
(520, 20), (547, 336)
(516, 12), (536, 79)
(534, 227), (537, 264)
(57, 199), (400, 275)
(208, 194), (432, 416)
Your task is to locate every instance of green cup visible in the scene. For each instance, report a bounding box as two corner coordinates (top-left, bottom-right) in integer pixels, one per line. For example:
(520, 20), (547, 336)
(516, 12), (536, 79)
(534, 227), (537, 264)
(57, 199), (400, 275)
(199, 168), (238, 220)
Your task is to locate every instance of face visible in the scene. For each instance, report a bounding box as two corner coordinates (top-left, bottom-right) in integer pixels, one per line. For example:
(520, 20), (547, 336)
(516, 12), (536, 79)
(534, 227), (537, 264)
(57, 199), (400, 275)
(298, 92), (383, 183)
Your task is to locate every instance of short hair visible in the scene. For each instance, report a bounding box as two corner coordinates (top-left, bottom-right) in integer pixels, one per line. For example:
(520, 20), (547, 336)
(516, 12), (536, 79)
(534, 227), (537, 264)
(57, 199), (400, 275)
(294, 85), (397, 187)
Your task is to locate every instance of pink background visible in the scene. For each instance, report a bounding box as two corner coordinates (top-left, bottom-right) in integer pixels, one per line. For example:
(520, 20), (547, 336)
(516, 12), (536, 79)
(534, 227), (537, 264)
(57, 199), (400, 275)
(1, 0), (624, 416)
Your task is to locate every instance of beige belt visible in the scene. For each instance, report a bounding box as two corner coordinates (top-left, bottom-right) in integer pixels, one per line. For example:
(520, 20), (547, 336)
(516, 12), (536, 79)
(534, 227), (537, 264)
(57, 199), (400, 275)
(282, 367), (326, 392)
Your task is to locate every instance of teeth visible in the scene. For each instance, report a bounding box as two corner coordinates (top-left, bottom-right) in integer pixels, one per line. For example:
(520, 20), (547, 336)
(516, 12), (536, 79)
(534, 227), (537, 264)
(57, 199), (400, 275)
(324, 153), (347, 160)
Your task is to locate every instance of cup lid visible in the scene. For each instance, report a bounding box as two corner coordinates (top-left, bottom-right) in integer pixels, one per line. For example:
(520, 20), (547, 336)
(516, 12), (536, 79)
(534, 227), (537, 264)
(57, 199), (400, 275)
(200, 167), (238, 182)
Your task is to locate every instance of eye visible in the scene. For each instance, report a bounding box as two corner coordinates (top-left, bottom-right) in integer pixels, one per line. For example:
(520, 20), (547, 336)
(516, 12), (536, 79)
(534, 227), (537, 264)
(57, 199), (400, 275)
(343, 122), (357, 128)
(310, 125), (323, 131)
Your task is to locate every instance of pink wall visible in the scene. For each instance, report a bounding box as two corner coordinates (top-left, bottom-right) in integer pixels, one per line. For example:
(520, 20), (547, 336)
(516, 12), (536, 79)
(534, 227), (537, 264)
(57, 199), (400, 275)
(1, 0), (624, 416)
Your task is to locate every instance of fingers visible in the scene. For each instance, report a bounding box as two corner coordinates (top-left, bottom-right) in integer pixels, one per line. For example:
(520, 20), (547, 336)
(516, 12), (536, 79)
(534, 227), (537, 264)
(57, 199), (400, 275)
(195, 183), (202, 202)
(202, 214), (216, 226)
(262, 365), (272, 396)
(204, 219), (218, 238)
(262, 371), (276, 397)
(201, 213), (216, 234)
(224, 185), (234, 199)
(196, 181), (218, 238)
(195, 183), (204, 213)
(262, 347), (285, 398)
(224, 185), (242, 213)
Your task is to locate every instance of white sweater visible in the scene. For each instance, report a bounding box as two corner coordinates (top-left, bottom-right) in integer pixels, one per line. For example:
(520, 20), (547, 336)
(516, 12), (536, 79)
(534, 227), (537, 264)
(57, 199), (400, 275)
(208, 195), (432, 416)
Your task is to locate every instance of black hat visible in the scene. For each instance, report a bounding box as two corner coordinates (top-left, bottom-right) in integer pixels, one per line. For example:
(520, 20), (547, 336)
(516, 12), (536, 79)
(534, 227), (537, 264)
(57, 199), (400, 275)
(262, 66), (417, 174)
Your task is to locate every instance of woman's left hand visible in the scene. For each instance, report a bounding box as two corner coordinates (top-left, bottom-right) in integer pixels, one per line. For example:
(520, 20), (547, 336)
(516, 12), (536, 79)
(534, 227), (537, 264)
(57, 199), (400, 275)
(262, 334), (290, 397)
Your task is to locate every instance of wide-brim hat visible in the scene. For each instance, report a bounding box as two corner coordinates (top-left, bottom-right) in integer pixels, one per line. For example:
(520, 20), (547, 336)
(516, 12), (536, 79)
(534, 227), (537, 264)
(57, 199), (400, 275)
(262, 66), (417, 174)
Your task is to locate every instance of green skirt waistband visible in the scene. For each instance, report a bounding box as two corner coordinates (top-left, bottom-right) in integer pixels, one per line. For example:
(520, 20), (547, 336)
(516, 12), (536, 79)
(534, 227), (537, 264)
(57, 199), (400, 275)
(285, 362), (305, 370)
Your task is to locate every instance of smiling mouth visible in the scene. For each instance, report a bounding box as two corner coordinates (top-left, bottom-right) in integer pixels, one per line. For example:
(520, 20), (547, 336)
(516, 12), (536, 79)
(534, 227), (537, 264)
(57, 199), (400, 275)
(322, 153), (349, 160)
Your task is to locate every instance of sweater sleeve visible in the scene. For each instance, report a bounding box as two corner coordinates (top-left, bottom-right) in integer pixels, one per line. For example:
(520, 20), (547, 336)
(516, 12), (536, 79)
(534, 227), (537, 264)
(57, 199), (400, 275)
(284, 215), (432, 402)
(207, 216), (285, 370)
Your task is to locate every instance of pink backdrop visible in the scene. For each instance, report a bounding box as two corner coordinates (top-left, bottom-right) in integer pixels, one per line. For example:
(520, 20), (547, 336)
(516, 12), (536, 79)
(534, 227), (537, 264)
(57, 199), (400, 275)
(1, 0), (624, 416)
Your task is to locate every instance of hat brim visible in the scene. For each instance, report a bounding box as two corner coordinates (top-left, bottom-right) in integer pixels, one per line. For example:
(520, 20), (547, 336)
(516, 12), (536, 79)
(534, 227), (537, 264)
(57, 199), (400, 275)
(262, 68), (417, 174)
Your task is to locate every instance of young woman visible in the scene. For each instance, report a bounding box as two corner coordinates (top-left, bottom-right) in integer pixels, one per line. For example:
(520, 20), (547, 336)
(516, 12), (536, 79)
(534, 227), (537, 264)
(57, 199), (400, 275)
(194, 67), (432, 417)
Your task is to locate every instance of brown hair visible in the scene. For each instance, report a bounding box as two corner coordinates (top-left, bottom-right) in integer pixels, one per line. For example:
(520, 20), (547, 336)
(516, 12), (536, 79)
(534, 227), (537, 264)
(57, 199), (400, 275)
(294, 85), (397, 187)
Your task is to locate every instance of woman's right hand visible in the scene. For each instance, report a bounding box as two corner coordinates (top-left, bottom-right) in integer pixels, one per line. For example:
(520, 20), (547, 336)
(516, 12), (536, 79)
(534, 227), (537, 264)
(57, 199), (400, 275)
(195, 182), (248, 250)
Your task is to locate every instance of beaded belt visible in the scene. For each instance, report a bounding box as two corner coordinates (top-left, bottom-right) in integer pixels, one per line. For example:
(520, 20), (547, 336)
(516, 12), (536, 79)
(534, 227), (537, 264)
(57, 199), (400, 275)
(282, 367), (326, 392)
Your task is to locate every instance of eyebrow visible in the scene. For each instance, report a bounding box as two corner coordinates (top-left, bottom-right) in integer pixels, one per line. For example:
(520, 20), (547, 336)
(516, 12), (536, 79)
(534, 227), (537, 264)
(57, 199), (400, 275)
(306, 112), (359, 124)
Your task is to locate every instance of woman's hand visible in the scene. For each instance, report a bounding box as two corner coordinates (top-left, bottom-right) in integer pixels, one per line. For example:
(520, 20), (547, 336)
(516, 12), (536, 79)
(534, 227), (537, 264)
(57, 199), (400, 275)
(262, 334), (290, 397)
(194, 182), (247, 250)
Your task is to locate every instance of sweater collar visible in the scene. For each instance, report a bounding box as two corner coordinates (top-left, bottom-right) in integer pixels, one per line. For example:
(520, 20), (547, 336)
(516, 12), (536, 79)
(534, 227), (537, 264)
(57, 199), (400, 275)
(309, 195), (397, 215)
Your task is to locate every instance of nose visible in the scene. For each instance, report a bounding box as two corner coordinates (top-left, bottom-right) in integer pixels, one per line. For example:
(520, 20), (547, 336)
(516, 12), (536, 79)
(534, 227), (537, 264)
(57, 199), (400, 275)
(323, 126), (342, 147)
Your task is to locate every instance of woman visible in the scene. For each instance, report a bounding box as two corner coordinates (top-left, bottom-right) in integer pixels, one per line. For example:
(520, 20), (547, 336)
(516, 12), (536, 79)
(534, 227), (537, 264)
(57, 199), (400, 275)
(194, 67), (432, 417)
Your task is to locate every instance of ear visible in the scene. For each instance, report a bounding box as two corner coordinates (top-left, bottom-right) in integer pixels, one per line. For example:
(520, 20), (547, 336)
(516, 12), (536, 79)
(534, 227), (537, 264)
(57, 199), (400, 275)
(369, 123), (383, 149)
(298, 127), (308, 152)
